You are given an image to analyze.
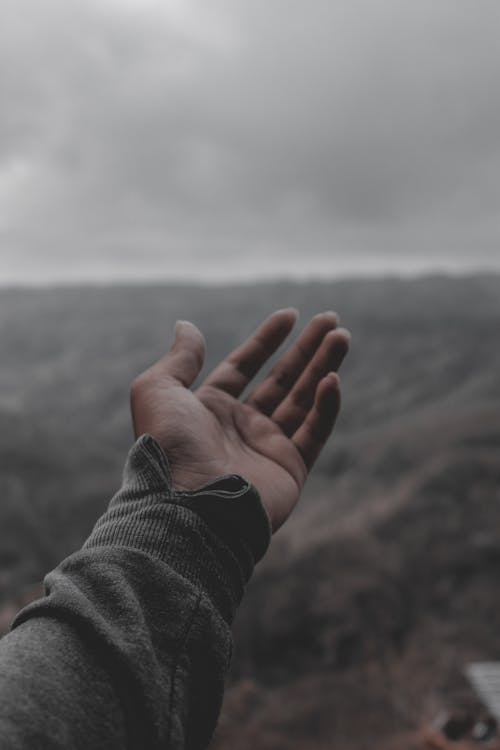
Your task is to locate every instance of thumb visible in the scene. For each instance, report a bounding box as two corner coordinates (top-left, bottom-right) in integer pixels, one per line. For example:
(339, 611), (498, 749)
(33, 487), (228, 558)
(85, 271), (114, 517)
(156, 320), (206, 388)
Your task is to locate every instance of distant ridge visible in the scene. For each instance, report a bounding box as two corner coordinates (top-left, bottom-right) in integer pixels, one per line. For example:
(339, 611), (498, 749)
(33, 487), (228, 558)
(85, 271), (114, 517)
(1, 269), (499, 292)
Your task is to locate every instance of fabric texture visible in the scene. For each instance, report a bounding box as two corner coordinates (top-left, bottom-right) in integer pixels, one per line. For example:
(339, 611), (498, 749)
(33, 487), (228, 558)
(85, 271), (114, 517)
(0, 435), (271, 750)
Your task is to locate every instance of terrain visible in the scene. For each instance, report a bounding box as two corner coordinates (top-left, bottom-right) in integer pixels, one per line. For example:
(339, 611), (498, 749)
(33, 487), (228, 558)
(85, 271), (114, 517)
(1, 275), (499, 748)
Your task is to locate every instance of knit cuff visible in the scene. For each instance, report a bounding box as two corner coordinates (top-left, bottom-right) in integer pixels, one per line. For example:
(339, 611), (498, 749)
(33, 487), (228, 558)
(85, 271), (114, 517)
(83, 435), (272, 622)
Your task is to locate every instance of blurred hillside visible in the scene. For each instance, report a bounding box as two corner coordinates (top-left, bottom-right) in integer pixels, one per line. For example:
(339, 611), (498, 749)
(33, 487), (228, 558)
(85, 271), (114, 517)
(1, 275), (500, 748)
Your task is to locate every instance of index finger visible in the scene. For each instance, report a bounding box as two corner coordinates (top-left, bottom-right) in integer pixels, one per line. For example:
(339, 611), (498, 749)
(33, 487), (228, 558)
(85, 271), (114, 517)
(201, 308), (298, 397)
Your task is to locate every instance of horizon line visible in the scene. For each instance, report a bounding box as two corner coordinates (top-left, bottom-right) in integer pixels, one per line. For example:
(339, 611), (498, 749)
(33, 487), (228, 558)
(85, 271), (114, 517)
(0, 266), (499, 291)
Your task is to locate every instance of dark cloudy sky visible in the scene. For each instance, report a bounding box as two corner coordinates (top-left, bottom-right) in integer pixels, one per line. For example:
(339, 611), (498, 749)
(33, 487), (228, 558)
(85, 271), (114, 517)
(1, 0), (499, 283)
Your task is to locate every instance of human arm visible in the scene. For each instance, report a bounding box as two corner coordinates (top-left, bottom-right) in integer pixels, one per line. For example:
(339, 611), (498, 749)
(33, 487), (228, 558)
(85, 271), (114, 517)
(0, 309), (349, 749)
(0, 436), (269, 750)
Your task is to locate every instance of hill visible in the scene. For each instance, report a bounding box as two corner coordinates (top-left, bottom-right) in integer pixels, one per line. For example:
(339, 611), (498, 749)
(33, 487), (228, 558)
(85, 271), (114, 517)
(1, 275), (500, 748)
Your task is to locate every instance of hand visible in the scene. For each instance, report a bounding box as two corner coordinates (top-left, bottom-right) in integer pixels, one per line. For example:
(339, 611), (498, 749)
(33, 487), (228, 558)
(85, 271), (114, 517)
(130, 309), (350, 531)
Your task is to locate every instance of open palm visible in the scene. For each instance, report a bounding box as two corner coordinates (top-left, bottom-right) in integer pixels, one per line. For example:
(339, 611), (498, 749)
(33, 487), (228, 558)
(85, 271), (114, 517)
(131, 309), (349, 531)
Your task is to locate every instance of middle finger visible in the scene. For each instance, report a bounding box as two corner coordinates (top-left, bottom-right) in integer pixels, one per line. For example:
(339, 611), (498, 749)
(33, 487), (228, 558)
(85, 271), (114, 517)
(245, 311), (339, 414)
(271, 327), (350, 437)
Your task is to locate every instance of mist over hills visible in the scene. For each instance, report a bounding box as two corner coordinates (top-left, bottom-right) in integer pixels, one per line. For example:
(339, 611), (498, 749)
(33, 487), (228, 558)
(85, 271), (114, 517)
(1, 274), (499, 748)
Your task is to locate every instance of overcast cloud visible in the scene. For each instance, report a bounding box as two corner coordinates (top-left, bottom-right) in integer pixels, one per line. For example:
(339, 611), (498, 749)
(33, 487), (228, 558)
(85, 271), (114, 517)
(1, 0), (499, 283)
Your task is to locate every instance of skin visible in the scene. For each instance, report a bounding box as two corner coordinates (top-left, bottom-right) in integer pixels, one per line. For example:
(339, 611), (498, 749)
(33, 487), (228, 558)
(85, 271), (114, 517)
(130, 309), (350, 532)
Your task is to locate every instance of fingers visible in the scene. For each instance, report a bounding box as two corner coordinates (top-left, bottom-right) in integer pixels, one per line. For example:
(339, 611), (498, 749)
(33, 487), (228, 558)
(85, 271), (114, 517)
(201, 308), (298, 397)
(271, 327), (350, 436)
(292, 372), (341, 470)
(245, 311), (339, 414)
(153, 320), (206, 388)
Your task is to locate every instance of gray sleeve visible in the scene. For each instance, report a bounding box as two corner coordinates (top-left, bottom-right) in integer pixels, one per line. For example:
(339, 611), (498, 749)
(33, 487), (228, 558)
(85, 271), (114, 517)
(0, 435), (271, 750)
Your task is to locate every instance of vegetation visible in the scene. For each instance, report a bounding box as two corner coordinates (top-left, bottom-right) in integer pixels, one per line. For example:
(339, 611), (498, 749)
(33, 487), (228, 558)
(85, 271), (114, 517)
(1, 275), (500, 748)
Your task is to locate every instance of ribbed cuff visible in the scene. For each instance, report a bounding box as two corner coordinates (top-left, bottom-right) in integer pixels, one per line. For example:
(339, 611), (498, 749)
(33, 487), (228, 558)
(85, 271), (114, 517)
(83, 435), (272, 622)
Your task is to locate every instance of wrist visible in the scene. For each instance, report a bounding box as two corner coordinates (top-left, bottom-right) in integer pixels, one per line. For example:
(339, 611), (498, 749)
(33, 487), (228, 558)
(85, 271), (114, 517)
(82, 435), (272, 622)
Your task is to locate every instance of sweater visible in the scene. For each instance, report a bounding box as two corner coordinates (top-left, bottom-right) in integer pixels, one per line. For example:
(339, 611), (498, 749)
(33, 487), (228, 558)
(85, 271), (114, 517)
(0, 434), (271, 749)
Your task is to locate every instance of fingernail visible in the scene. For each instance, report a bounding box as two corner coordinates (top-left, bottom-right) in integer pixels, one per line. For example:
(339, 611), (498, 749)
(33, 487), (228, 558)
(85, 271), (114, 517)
(325, 326), (351, 342)
(338, 327), (351, 340)
(327, 371), (340, 385)
(276, 307), (299, 317)
(329, 326), (350, 341)
(314, 310), (339, 323)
